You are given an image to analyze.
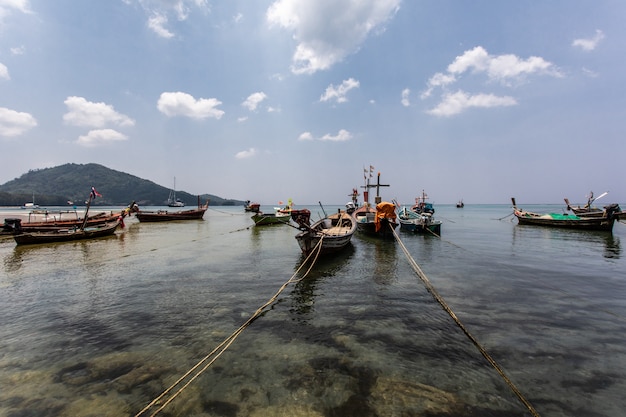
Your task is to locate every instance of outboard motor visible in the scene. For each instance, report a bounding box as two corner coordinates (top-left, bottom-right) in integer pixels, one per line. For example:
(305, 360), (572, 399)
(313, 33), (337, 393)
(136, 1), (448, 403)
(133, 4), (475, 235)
(290, 209), (311, 229)
(604, 204), (621, 219)
(3, 218), (22, 233)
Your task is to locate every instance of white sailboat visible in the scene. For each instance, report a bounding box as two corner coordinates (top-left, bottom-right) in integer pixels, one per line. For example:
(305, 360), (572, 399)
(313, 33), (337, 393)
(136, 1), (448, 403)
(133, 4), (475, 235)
(167, 177), (185, 207)
(21, 193), (40, 209)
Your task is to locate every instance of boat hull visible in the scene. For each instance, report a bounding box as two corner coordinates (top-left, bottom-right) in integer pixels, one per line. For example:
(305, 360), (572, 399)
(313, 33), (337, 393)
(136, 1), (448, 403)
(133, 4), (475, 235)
(398, 208), (442, 235)
(352, 203), (398, 238)
(295, 212), (356, 255)
(512, 198), (622, 232)
(399, 219), (442, 235)
(13, 221), (120, 245)
(514, 213), (616, 231)
(22, 213), (122, 231)
(251, 213), (290, 226)
(136, 205), (207, 222)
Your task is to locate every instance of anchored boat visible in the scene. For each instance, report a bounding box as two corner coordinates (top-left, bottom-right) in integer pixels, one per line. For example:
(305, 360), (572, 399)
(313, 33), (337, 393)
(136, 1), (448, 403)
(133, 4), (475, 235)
(136, 197), (208, 222)
(511, 197), (622, 232)
(290, 207), (357, 255)
(352, 171), (397, 238)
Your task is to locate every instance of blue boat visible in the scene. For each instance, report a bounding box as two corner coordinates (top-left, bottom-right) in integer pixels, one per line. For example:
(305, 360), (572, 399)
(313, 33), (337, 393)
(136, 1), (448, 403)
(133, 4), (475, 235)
(396, 190), (442, 235)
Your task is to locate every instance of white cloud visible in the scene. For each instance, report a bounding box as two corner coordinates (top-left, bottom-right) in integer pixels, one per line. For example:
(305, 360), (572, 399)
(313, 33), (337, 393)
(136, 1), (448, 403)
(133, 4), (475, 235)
(572, 29), (605, 52)
(298, 131), (314, 141)
(267, 0), (400, 74)
(148, 13), (174, 38)
(421, 72), (456, 99)
(421, 46), (560, 116)
(298, 129), (352, 141)
(447, 46), (561, 83)
(75, 129), (128, 147)
(320, 78), (359, 103)
(235, 147), (257, 159)
(63, 96), (135, 128)
(0, 0), (31, 21)
(427, 90), (517, 117)
(0, 106), (37, 137)
(10, 45), (25, 55)
(128, 0), (210, 38)
(157, 92), (224, 120)
(401, 88), (410, 107)
(242, 92), (267, 111)
(0, 63), (9, 80)
(320, 129), (352, 142)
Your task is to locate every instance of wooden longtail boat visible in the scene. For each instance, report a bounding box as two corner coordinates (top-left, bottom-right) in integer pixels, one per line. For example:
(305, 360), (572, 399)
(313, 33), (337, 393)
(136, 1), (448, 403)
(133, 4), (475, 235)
(20, 212), (122, 231)
(12, 188), (126, 245)
(135, 198), (209, 222)
(397, 206), (442, 235)
(244, 200), (261, 212)
(352, 171), (397, 238)
(13, 220), (121, 245)
(395, 190), (442, 235)
(512, 198), (622, 232)
(564, 191), (608, 217)
(251, 209), (290, 226)
(290, 208), (356, 255)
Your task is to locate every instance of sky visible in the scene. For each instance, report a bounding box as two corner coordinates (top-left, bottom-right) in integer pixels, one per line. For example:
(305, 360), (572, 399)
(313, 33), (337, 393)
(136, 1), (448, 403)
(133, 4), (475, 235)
(1, 0), (625, 206)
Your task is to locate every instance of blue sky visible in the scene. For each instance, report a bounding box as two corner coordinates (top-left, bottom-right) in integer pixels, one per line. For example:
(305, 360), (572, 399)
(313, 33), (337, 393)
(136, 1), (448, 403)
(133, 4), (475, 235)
(1, 0), (625, 206)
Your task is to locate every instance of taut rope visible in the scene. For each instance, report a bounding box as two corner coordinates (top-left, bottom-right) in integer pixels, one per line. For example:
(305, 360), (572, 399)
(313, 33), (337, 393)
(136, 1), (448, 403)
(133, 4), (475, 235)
(391, 224), (541, 417)
(135, 237), (325, 417)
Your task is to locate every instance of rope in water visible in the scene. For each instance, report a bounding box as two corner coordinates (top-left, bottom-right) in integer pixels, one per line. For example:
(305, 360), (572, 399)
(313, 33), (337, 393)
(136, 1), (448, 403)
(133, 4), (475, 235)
(134, 236), (325, 417)
(390, 224), (541, 417)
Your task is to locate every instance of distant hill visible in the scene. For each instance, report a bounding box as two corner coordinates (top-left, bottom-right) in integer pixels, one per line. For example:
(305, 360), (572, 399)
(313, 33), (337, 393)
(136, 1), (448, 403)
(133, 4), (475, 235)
(0, 163), (244, 207)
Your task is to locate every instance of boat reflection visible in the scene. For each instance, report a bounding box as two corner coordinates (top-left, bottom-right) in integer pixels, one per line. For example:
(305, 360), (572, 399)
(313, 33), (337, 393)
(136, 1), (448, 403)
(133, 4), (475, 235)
(289, 244), (355, 323)
(511, 226), (621, 259)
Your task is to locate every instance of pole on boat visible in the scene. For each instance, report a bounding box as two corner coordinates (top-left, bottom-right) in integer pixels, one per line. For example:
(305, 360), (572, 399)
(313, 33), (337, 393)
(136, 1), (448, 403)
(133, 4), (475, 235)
(318, 201), (327, 218)
(80, 193), (93, 231)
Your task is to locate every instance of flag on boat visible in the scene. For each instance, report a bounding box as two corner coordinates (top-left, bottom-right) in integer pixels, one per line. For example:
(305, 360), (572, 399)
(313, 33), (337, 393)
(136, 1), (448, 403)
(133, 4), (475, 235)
(91, 187), (102, 198)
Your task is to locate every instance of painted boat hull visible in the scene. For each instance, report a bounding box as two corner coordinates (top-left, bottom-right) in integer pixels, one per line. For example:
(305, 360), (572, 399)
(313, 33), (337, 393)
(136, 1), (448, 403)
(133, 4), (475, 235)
(21, 213), (122, 231)
(136, 205), (207, 222)
(398, 209), (442, 235)
(13, 221), (120, 245)
(251, 213), (290, 226)
(399, 218), (442, 234)
(514, 212), (616, 231)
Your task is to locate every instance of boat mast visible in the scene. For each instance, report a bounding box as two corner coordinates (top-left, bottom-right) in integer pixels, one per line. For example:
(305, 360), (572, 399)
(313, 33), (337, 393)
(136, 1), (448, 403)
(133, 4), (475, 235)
(360, 166), (389, 206)
(80, 193), (93, 231)
(373, 173), (390, 204)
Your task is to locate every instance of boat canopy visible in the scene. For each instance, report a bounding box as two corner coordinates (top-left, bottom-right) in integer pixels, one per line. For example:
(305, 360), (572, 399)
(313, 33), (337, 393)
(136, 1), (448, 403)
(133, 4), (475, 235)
(375, 202), (397, 232)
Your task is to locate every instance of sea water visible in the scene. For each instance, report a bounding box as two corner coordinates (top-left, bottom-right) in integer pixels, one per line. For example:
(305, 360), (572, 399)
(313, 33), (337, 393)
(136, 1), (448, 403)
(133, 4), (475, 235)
(0, 204), (625, 417)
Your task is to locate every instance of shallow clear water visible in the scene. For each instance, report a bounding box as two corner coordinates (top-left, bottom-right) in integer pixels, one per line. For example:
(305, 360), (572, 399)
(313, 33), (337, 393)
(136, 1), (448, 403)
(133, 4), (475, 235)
(1, 204), (625, 417)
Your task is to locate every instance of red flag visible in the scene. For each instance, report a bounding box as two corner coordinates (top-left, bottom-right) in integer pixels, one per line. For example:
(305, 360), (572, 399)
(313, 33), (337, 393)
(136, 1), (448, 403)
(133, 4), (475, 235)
(91, 187), (102, 198)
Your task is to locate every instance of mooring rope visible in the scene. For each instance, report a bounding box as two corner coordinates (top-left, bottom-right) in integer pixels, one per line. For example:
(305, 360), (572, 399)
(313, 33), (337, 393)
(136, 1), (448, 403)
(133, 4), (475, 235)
(391, 225), (541, 417)
(207, 207), (247, 216)
(134, 236), (325, 417)
(495, 211), (514, 221)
